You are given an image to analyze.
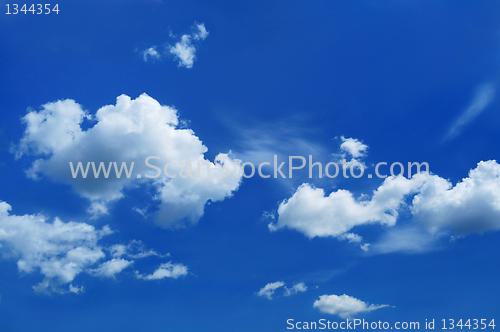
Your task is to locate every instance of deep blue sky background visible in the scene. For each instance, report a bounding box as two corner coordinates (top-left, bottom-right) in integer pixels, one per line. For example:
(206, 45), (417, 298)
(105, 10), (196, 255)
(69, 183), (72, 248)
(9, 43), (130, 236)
(1, 0), (499, 331)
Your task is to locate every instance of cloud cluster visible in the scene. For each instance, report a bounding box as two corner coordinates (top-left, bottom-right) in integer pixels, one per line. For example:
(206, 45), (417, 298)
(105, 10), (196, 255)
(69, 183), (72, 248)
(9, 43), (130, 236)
(270, 158), (500, 253)
(15, 94), (241, 228)
(0, 201), (185, 293)
(256, 281), (307, 299)
(314, 294), (389, 318)
(141, 23), (209, 68)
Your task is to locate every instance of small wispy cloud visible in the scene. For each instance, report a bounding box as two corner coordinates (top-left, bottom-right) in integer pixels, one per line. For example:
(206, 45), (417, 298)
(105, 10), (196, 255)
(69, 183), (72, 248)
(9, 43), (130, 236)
(284, 282), (307, 296)
(169, 23), (209, 68)
(141, 23), (209, 68)
(142, 47), (160, 62)
(256, 281), (285, 299)
(193, 23), (209, 40)
(444, 83), (495, 141)
(136, 262), (188, 280)
(256, 281), (307, 299)
(169, 35), (197, 68)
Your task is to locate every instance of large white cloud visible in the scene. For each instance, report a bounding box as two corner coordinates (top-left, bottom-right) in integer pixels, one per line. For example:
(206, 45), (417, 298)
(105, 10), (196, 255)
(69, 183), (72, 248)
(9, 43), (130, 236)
(16, 94), (241, 227)
(271, 160), (500, 252)
(411, 160), (500, 235)
(313, 294), (389, 318)
(270, 176), (425, 239)
(0, 201), (186, 293)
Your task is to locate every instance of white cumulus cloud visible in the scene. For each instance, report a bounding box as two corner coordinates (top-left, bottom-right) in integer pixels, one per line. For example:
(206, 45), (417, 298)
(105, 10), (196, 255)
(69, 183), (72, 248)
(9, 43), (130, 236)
(340, 136), (368, 159)
(15, 94), (241, 227)
(314, 294), (390, 318)
(270, 175), (425, 239)
(411, 160), (500, 235)
(271, 159), (500, 253)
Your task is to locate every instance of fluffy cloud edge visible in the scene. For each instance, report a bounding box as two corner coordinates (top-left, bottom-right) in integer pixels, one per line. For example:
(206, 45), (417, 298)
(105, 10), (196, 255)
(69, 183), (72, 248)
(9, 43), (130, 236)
(14, 93), (241, 228)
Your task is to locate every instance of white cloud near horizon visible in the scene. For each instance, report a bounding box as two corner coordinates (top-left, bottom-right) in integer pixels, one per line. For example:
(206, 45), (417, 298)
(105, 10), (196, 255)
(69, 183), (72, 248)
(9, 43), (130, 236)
(314, 294), (390, 318)
(15, 94), (241, 228)
(0, 201), (181, 294)
(444, 83), (495, 141)
(270, 160), (500, 253)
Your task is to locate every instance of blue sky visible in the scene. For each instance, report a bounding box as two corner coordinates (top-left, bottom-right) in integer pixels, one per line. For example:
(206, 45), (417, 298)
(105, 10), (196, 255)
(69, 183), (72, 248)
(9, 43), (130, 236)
(1, 0), (500, 331)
